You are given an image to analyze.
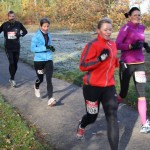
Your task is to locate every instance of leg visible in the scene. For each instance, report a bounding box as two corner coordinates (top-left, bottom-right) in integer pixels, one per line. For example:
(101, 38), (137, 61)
(13, 52), (20, 78)
(5, 51), (16, 80)
(80, 85), (100, 128)
(133, 64), (147, 126)
(119, 65), (133, 99)
(45, 60), (53, 99)
(76, 85), (100, 139)
(101, 86), (119, 150)
(34, 61), (45, 88)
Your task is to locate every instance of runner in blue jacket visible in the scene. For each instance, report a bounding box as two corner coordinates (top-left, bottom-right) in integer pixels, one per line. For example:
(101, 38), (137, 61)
(31, 18), (56, 106)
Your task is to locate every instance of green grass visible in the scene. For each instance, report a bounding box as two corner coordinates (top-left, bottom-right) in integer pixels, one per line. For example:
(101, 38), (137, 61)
(0, 95), (53, 150)
(53, 69), (84, 86)
(53, 67), (150, 115)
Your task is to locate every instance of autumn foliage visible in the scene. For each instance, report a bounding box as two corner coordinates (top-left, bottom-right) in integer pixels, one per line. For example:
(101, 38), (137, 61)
(0, 0), (150, 31)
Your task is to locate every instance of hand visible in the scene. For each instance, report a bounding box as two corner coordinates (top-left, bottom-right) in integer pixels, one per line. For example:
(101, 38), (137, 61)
(131, 41), (143, 50)
(46, 45), (55, 52)
(119, 61), (127, 73)
(143, 42), (150, 53)
(98, 49), (110, 61)
(16, 33), (22, 38)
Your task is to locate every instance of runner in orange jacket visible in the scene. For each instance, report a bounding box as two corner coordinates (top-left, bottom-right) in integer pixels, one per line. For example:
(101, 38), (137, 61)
(76, 17), (119, 150)
(80, 32), (119, 87)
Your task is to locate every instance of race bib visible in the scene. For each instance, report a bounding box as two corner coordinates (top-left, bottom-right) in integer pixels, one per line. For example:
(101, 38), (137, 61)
(7, 32), (17, 39)
(135, 71), (146, 83)
(37, 69), (44, 74)
(86, 100), (98, 114)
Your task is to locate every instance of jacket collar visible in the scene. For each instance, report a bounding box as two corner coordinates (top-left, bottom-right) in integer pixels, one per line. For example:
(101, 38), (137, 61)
(97, 34), (110, 43)
(127, 21), (139, 28)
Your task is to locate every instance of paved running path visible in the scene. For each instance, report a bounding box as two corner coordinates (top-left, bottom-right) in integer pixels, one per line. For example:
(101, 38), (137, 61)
(0, 49), (150, 150)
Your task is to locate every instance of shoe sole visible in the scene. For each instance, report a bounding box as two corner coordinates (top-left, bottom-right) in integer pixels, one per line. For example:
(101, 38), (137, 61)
(76, 134), (84, 140)
(140, 130), (150, 134)
(9, 81), (16, 87)
(48, 100), (56, 106)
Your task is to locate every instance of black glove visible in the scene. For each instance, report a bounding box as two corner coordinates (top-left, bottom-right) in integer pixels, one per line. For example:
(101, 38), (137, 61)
(98, 49), (110, 61)
(46, 45), (55, 52)
(131, 41), (143, 50)
(119, 61), (127, 73)
(16, 33), (22, 38)
(143, 42), (150, 53)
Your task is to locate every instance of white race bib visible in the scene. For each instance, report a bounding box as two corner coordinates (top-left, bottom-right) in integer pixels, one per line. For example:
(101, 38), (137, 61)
(7, 32), (17, 39)
(135, 71), (146, 83)
(37, 69), (44, 74)
(86, 100), (98, 114)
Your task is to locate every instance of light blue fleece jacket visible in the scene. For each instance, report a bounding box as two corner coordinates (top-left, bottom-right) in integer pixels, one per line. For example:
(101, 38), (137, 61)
(31, 29), (53, 61)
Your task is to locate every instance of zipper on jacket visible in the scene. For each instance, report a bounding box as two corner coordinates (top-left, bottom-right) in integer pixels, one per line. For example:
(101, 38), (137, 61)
(105, 42), (113, 87)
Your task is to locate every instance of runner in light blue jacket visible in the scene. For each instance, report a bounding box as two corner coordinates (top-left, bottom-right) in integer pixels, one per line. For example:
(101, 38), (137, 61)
(31, 29), (53, 61)
(31, 18), (56, 106)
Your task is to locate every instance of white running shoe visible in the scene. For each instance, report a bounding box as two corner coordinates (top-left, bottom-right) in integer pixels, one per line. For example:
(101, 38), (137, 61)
(140, 120), (150, 133)
(48, 97), (56, 106)
(34, 86), (40, 98)
(9, 79), (16, 87)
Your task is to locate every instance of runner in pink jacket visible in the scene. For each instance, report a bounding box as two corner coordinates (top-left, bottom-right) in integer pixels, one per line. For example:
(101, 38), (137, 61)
(116, 7), (150, 133)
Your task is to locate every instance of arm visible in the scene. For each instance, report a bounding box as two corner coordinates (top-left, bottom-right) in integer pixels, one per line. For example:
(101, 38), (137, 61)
(0, 23), (3, 33)
(31, 35), (46, 53)
(116, 26), (130, 50)
(80, 43), (100, 71)
(144, 42), (150, 53)
(20, 23), (28, 37)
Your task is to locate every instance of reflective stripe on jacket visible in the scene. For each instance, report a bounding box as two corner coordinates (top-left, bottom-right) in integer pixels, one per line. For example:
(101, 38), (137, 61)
(80, 34), (118, 87)
(116, 21), (145, 64)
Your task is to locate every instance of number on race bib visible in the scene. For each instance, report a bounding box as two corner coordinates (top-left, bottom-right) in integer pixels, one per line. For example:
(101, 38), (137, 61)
(86, 100), (98, 114)
(135, 71), (146, 83)
(7, 32), (17, 39)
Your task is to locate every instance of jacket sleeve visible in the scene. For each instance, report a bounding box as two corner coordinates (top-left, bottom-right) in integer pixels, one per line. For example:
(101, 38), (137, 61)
(116, 25), (130, 51)
(20, 23), (28, 37)
(31, 35), (46, 53)
(80, 43), (100, 71)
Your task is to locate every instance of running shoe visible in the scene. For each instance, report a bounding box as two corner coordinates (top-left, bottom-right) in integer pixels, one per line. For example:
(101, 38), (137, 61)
(140, 120), (150, 133)
(9, 79), (16, 87)
(117, 95), (123, 104)
(34, 85), (40, 98)
(76, 122), (85, 139)
(48, 97), (56, 106)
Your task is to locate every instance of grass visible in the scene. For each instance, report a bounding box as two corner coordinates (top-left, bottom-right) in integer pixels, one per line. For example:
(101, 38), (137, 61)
(0, 95), (53, 150)
(53, 69), (84, 86)
(53, 67), (150, 115)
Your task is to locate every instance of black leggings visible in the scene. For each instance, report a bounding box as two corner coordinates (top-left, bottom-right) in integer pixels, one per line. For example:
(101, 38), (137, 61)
(34, 60), (53, 99)
(80, 85), (119, 150)
(119, 63), (146, 98)
(6, 51), (20, 80)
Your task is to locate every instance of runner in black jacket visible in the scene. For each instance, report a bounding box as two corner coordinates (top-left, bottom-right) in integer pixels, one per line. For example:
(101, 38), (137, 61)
(0, 10), (27, 87)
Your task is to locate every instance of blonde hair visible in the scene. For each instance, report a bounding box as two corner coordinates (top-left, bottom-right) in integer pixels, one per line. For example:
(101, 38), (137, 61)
(97, 17), (112, 29)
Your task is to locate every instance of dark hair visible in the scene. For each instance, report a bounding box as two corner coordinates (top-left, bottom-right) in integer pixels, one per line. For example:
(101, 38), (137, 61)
(40, 18), (50, 26)
(8, 10), (15, 16)
(97, 17), (112, 29)
(124, 7), (140, 18)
